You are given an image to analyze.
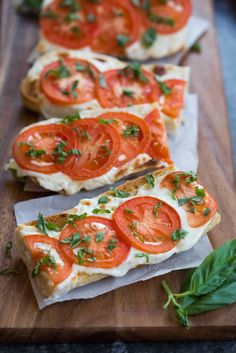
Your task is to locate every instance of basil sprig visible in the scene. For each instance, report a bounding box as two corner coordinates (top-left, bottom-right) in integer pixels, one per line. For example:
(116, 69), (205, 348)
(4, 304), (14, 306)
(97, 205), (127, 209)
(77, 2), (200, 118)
(36, 212), (61, 236)
(162, 239), (236, 327)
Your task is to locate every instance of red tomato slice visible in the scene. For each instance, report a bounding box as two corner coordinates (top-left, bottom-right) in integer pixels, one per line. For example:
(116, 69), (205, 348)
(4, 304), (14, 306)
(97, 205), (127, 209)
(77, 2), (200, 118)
(96, 68), (159, 108)
(62, 118), (121, 180)
(144, 0), (192, 35)
(40, 58), (99, 106)
(59, 216), (130, 268)
(24, 235), (72, 285)
(40, 0), (99, 49)
(13, 124), (76, 174)
(113, 196), (181, 254)
(91, 0), (140, 55)
(145, 109), (172, 164)
(160, 79), (186, 118)
(160, 172), (218, 228)
(96, 112), (150, 167)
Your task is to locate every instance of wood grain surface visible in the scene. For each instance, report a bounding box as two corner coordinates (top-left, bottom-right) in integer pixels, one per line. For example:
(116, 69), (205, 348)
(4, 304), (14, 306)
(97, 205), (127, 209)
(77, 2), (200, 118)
(0, 0), (236, 343)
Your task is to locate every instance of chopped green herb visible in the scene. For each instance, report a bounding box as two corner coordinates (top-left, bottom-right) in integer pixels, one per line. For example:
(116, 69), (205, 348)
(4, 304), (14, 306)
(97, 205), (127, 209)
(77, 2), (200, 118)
(61, 232), (81, 248)
(95, 232), (104, 243)
(92, 209), (111, 214)
(123, 89), (134, 97)
(153, 201), (162, 217)
(203, 208), (211, 216)
(67, 213), (87, 224)
(135, 252), (149, 263)
(107, 238), (117, 251)
(116, 34), (130, 46)
(32, 252), (56, 277)
(195, 186), (205, 198)
(142, 28), (157, 48)
(157, 80), (171, 95)
(148, 12), (175, 26)
(124, 208), (134, 214)
(190, 42), (202, 54)
(45, 60), (71, 79)
(120, 62), (149, 83)
(98, 118), (116, 125)
(26, 148), (46, 158)
(36, 212), (61, 236)
(112, 190), (130, 198)
(60, 112), (81, 124)
(60, 0), (80, 12)
(98, 196), (109, 204)
(123, 125), (140, 137)
(172, 229), (188, 241)
(145, 174), (155, 188)
(77, 247), (93, 264)
(64, 12), (80, 23)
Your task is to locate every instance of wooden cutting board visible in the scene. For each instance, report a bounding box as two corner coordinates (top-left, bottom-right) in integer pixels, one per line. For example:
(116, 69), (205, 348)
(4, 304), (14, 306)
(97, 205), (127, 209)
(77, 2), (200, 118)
(0, 0), (236, 343)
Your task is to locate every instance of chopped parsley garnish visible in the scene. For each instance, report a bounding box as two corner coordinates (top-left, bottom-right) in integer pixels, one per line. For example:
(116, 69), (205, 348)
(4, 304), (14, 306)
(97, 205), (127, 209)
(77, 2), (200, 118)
(172, 229), (189, 241)
(98, 195), (109, 204)
(145, 174), (155, 188)
(45, 60), (71, 79)
(135, 253), (149, 263)
(92, 208), (111, 214)
(123, 89), (134, 97)
(98, 74), (107, 88)
(95, 232), (104, 243)
(112, 189), (130, 198)
(142, 28), (157, 48)
(32, 252), (56, 277)
(36, 212), (61, 236)
(107, 238), (117, 251)
(116, 34), (130, 47)
(153, 201), (162, 217)
(123, 125), (140, 137)
(60, 112), (81, 124)
(5, 241), (13, 259)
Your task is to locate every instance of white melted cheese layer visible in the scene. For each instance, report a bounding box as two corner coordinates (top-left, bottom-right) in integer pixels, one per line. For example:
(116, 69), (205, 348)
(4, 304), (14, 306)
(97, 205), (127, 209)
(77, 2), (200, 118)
(18, 173), (213, 299)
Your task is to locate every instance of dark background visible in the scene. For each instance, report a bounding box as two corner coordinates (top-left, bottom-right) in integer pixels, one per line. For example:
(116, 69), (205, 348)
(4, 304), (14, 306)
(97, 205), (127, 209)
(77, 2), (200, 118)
(1, 0), (236, 352)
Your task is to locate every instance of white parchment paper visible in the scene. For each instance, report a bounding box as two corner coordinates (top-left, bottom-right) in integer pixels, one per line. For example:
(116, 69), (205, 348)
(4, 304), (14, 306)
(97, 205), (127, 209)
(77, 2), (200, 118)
(14, 94), (212, 309)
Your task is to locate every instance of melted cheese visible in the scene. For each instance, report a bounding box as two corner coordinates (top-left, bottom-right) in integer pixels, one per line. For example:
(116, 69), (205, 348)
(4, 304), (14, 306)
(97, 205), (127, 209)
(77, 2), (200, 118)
(17, 171), (219, 299)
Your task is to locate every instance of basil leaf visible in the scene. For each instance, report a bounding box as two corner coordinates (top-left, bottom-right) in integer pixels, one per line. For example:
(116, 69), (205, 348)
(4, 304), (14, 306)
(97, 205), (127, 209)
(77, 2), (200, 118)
(142, 28), (157, 48)
(67, 213), (87, 224)
(123, 125), (140, 137)
(60, 232), (81, 248)
(32, 253), (56, 277)
(26, 149), (46, 158)
(145, 173), (155, 188)
(120, 62), (149, 83)
(112, 190), (130, 198)
(98, 196), (109, 204)
(107, 238), (117, 251)
(116, 34), (130, 47)
(172, 229), (188, 241)
(156, 80), (171, 96)
(98, 118), (116, 125)
(95, 232), (104, 243)
(123, 89), (134, 97)
(135, 252), (149, 263)
(92, 209), (111, 214)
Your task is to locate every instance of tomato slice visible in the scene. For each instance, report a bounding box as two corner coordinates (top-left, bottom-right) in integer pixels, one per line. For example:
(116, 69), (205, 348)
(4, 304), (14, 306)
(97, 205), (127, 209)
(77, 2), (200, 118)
(59, 216), (130, 268)
(96, 68), (159, 108)
(40, 0), (99, 49)
(96, 112), (150, 167)
(24, 235), (72, 285)
(144, 0), (192, 35)
(113, 196), (181, 254)
(40, 58), (99, 106)
(62, 118), (121, 180)
(145, 109), (172, 164)
(160, 79), (186, 118)
(13, 124), (76, 174)
(91, 0), (140, 55)
(160, 172), (218, 228)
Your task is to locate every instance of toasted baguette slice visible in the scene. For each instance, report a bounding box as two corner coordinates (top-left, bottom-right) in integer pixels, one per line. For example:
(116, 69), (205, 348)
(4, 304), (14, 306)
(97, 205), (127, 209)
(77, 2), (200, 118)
(21, 50), (190, 133)
(16, 166), (220, 301)
(38, 0), (191, 60)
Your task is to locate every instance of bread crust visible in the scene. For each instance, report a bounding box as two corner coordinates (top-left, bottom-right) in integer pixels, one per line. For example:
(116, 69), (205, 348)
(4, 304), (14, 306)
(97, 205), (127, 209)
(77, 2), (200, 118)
(16, 166), (221, 300)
